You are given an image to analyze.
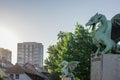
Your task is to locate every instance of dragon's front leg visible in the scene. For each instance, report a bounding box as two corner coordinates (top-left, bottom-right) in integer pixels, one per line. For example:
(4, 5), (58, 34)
(95, 47), (100, 55)
(93, 39), (101, 56)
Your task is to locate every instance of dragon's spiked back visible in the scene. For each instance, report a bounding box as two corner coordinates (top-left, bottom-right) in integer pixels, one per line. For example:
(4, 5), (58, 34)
(86, 13), (102, 30)
(111, 13), (120, 43)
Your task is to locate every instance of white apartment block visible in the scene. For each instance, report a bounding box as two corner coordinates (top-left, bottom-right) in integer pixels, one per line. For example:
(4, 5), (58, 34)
(0, 48), (12, 62)
(17, 42), (43, 67)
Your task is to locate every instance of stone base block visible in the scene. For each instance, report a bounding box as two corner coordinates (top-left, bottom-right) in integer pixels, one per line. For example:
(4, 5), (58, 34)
(62, 77), (71, 80)
(91, 54), (120, 80)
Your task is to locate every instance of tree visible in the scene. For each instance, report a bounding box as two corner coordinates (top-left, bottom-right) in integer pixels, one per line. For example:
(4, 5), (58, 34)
(73, 24), (96, 80)
(45, 45), (61, 80)
(45, 31), (74, 80)
(45, 23), (97, 80)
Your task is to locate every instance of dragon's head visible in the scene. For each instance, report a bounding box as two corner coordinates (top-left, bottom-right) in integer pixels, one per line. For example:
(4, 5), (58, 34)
(86, 13), (102, 30)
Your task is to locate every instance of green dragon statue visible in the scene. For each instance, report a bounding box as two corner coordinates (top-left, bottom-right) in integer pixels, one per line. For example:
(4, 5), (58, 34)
(86, 13), (120, 55)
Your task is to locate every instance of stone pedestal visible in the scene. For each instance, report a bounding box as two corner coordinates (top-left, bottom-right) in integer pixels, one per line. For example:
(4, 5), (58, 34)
(62, 77), (71, 80)
(91, 54), (120, 80)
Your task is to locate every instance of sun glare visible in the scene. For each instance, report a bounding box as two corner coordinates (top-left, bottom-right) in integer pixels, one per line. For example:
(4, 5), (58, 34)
(0, 27), (19, 64)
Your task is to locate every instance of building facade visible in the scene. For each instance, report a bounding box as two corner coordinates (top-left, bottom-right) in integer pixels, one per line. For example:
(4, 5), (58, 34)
(0, 48), (12, 62)
(17, 42), (43, 67)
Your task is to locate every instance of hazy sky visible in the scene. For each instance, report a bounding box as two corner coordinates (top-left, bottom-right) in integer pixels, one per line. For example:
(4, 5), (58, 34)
(0, 0), (120, 64)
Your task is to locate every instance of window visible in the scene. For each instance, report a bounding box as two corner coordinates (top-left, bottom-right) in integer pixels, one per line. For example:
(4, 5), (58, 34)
(15, 74), (19, 79)
(10, 74), (14, 79)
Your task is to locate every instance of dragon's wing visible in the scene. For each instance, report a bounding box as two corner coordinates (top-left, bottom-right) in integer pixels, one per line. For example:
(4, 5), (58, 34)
(111, 14), (120, 43)
(68, 61), (79, 72)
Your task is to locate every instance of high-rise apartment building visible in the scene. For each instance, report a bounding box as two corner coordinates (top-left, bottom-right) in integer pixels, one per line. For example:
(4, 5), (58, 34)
(17, 42), (43, 67)
(0, 48), (12, 62)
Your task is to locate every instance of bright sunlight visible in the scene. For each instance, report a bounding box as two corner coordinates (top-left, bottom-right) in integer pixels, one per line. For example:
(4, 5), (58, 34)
(0, 27), (19, 64)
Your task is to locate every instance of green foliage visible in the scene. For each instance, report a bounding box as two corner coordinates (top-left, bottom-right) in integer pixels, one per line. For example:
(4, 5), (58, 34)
(0, 73), (3, 79)
(75, 77), (81, 80)
(45, 23), (97, 80)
